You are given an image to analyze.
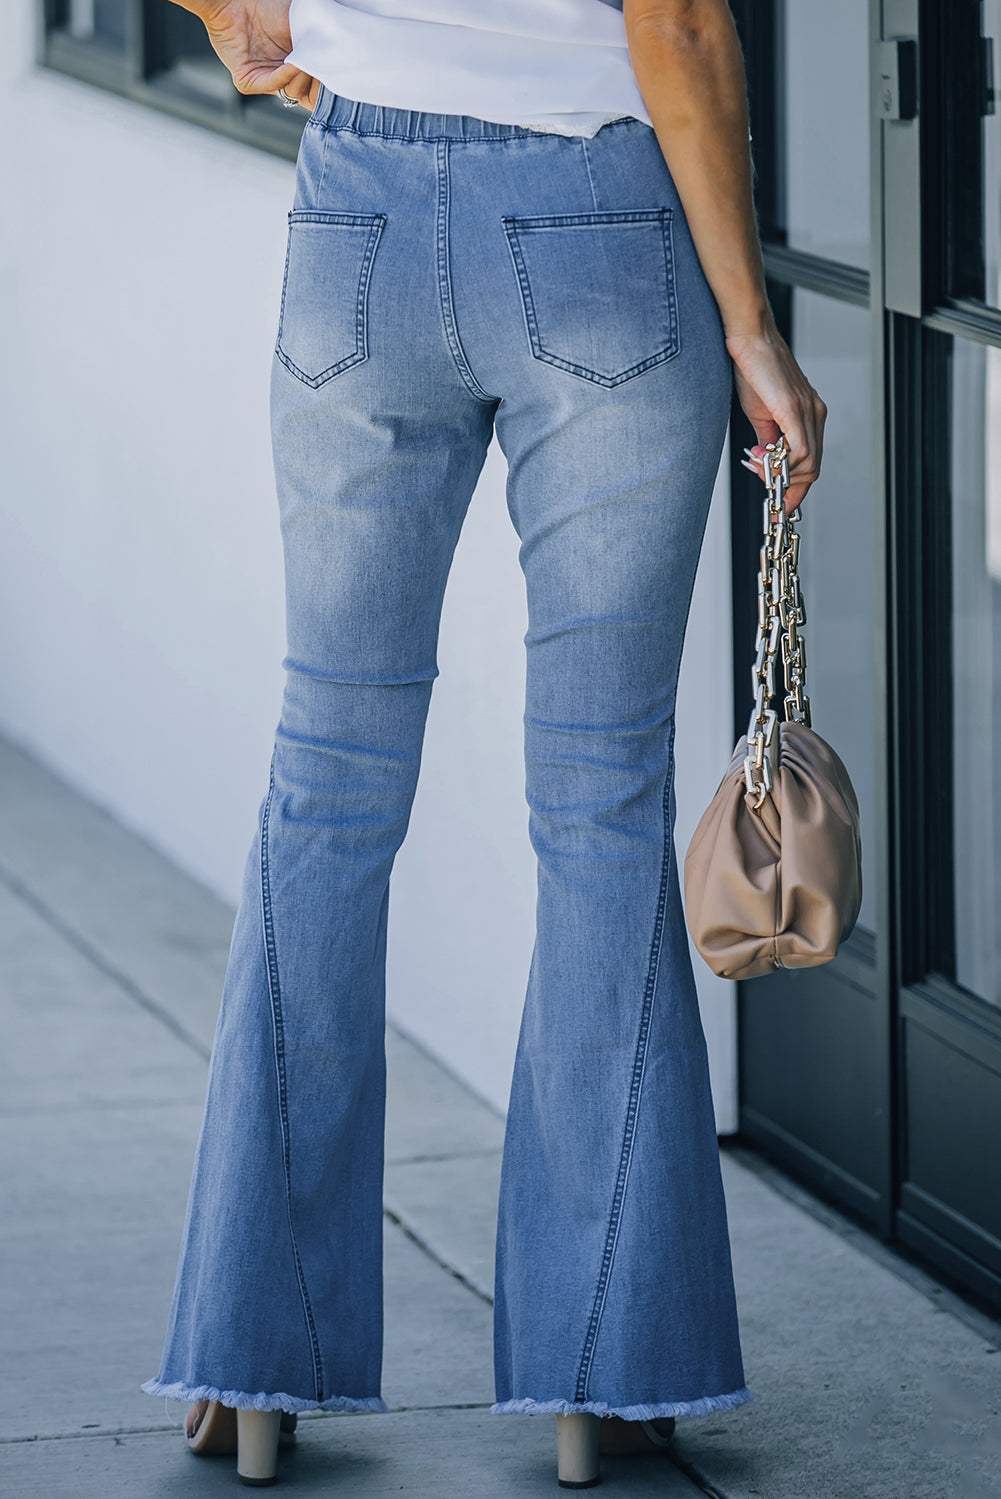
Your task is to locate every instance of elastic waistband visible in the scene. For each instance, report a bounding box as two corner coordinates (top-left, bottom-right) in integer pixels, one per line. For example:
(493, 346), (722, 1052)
(310, 86), (638, 142)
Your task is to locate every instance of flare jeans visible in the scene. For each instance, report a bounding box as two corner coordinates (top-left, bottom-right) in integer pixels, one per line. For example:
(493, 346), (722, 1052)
(144, 88), (751, 1422)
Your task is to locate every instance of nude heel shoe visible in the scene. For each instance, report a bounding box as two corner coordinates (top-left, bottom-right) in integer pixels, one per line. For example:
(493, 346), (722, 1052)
(185, 1403), (296, 1464)
(556, 1412), (601, 1488)
(236, 1409), (283, 1487)
(598, 1415), (676, 1453)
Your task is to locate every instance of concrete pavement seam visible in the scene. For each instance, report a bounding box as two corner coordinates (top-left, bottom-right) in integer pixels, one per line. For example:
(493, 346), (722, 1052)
(0, 863), (498, 1317)
(0, 858), (211, 1062)
(387, 1148), (503, 1166)
(723, 1142), (1001, 1348)
(388, 1020), (506, 1122)
(1, 1403), (496, 1445)
(383, 1205), (493, 1306)
(0, 1095), (207, 1117)
(667, 1446), (730, 1499)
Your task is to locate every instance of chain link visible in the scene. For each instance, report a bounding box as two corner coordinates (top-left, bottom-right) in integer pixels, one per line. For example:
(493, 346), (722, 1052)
(742, 440), (812, 808)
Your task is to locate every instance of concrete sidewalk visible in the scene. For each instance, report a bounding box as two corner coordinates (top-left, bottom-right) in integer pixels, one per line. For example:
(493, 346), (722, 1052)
(1, 732), (999, 1498)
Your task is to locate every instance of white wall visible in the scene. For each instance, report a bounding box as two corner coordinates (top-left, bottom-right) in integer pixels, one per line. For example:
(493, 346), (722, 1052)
(0, 33), (292, 893)
(0, 19), (736, 1128)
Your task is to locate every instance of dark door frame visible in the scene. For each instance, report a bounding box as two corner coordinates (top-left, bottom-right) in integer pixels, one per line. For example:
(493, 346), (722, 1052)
(727, 0), (1001, 1314)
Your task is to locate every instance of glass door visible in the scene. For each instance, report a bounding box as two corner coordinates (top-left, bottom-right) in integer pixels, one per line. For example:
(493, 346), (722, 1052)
(729, 0), (892, 1233)
(892, 0), (1001, 1304)
(941, 0), (1001, 1010)
(951, 339), (1001, 1011)
(728, 0), (1001, 1310)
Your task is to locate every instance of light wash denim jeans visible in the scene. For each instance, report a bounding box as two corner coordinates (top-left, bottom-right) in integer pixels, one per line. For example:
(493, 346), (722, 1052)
(143, 88), (751, 1423)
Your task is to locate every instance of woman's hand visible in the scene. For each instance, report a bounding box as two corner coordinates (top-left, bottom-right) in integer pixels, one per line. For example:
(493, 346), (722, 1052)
(169, 0), (319, 108)
(726, 316), (827, 514)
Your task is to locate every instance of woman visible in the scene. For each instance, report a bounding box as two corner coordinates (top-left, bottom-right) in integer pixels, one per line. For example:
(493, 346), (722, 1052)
(143, 0), (826, 1487)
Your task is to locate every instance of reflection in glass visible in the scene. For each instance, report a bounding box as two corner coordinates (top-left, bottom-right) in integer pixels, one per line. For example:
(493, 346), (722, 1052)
(983, 0), (1000, 307)
(68, 0), (127, 47)
(782, 0), (870, 269)
(789, 291), (876, 933)
(952, 339), (1001, 1007)
(154, 2), (234, 105)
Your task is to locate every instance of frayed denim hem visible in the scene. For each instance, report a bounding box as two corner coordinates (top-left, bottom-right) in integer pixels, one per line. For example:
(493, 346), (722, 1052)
(140, 1378), (388, 1415)
(490, 1386), (754, 1420)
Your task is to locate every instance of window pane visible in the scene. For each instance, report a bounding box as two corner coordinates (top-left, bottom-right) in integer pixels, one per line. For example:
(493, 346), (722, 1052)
(66, 0), (127, 48)
(983, 0), (1001, 307)
(781, 0), (870, 269)
(93, 0), (127, 46)
(790, 290), (877, 933)
(42, 0), (302, 157)
(952, 338), (1001, 1007)
(151, 1), (234, 107)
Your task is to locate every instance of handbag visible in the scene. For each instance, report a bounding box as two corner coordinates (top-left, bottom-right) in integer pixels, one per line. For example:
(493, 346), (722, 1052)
(683, 440), (862, 981)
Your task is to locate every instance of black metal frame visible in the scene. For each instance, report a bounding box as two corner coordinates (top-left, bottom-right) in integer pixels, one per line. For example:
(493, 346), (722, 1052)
(891, 0), (1001, 1309)
(730, 0), (1001, 1315)
(39, 0), (306, 158)
(727, 0), (893, 1245)
(922, 0), (989, 305)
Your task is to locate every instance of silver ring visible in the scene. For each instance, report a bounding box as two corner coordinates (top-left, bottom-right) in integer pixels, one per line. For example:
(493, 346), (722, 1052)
(276, 88), (299, 109)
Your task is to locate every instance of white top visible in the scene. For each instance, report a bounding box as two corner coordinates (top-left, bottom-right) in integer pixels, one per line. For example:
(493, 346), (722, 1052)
(284, 0), (654, 137)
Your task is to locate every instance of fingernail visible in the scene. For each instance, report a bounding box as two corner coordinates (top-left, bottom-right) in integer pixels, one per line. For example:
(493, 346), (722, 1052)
(740, 459), (761, 476)
(742, 447), (760, 461)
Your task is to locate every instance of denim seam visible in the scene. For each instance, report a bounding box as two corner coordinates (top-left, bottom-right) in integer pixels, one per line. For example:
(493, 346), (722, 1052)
(661, 211), (682, 364)
(434, 140), (495, 403)
(579, 139), (599, 210)
(309, 115), (645, 143)
(315, 123), (329, 206)
(275, 214), (386, 390)
(501, 211), (681, 387)
(313, 122), (562, 143)
(260, 759), (326, 1401)
(573, 721), (677, 1403)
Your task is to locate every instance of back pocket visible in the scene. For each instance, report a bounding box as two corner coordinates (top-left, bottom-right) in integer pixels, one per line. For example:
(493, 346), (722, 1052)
(276, 211), (386, 388)
(502, 209), (679, 387)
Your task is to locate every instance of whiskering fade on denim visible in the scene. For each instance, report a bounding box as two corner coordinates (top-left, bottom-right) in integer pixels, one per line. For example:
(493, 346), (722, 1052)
(144, 86), (750, 1422)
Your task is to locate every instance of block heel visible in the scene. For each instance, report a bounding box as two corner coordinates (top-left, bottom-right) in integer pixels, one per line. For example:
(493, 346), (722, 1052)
(236, 1408), (282, 1487)
(556, 1412), (601, 1488)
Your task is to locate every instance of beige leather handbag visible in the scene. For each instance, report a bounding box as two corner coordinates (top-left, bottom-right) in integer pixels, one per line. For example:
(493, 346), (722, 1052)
(684, 441), (862, 981)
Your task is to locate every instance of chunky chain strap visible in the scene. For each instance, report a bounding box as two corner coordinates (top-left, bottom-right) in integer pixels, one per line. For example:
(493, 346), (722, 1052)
(742, 440), (812, 808)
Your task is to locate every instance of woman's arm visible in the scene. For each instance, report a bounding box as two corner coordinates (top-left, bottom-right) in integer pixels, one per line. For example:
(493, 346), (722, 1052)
(623, 0), (826, 510)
